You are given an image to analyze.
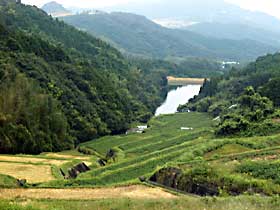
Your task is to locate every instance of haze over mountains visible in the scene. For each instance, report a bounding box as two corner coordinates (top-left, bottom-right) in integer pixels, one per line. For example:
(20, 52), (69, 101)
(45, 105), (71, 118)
(105, 0), (280, 33)
(60, 12), (277, 61)
(105, 0), (280, 47)
(41, 1), (280, 61)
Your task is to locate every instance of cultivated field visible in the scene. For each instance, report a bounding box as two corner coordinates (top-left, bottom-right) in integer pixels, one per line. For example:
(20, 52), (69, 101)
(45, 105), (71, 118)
(0, 152), (93, 183)
(0, 162), (54, 183)
(1, 112), (280, 209)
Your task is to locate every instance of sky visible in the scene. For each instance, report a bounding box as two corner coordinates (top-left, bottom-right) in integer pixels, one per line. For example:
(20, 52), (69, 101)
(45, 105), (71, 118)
(226, 0), (280, 19)
(22, 0), (280, 19)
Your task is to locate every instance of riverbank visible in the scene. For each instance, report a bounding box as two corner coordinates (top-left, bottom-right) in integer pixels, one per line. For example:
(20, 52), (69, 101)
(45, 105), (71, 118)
(167, 76), (206, 86)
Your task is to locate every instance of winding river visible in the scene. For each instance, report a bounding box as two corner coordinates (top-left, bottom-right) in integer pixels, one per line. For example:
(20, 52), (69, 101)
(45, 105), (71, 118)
(155, 85), (202, 116)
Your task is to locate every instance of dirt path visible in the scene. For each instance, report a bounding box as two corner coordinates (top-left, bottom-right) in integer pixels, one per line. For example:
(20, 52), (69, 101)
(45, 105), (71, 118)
(0, 185), (177, 200)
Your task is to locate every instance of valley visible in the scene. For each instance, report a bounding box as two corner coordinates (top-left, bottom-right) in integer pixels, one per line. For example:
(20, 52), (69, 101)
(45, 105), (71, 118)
(1, 0), (280, 209)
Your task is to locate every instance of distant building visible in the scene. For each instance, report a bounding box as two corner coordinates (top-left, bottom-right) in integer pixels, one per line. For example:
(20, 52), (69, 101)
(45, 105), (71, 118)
(16, 0), (21, 4)
(181, 127), (193, 131)
(126, 125), (148, 135)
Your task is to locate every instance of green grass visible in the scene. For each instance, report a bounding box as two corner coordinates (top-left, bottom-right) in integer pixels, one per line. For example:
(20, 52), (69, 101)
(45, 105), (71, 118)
(0, 174), (19, 188)
(82, 112), (213, 155)
(2, 196), (280, 210)
(0, 200), (38, 210)
(204, 144), (252, 159)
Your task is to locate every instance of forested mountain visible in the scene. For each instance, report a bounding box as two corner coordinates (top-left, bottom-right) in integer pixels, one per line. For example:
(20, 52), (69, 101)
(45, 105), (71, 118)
(0, 0), (167, 154)
(183, 53), (280, 136)
(61, 12), (278, 61)
(104, 0), (280, 51)
(186, 22), (280, 47)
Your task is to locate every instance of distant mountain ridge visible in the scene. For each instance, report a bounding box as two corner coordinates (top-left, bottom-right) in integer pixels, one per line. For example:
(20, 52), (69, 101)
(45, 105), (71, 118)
(105, 0), (280, 33)
(186, 22), (280, 47)
(61, 12), (278, 61)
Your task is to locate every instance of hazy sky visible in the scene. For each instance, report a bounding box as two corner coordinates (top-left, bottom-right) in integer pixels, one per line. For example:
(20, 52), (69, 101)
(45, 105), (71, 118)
(22, 0), (280, 19)
(226, 0), (280, 18)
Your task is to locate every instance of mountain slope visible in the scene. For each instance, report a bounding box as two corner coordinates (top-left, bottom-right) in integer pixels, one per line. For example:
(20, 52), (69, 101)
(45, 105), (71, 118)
(61, 12), (278, 61)
(0, 1), (167, 152)
(186, 22), (280, 47)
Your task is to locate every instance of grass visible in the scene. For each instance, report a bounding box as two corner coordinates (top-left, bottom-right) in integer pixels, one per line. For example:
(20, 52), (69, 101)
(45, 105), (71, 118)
(1, 196), (280, 210)
(0, 174), (19, 188)
(204, 144), (252, 159)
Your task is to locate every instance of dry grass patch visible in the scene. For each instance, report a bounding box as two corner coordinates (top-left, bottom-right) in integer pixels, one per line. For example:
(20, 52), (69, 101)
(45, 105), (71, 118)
(0, 155), (68, 166)
(44, 153), (90, 161)
(0, 185), (177, 200)
(0, 162), (55, 183)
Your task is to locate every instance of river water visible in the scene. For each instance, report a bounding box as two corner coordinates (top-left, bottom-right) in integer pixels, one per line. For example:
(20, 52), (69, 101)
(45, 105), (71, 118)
(155, 85), (202, 116)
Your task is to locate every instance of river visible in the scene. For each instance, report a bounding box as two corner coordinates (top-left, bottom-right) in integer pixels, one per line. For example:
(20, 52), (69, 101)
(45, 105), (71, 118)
(155, 85), (202, 116)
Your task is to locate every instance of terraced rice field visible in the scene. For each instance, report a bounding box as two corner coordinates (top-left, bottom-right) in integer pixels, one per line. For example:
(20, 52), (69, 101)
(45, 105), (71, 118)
(50, 112), (280, 190)
(0, 162), (54, 183)
(0, 152), (94, 183)
(1, 112), (280, 191)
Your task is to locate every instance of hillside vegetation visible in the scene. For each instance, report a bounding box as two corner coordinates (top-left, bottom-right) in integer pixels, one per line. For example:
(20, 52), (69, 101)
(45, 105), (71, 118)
(0, 1), (168, 153)
(184, 53), (280, 136)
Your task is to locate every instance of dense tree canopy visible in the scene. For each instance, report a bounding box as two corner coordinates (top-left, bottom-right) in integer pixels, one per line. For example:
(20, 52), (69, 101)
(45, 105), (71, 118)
(0, 2), (168, 153)
(184, 53), (280, 136)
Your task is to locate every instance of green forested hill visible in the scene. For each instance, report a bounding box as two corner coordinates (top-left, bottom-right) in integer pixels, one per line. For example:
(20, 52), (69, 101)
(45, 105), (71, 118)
(61, 12), (278, 61)
(0, 1), (167, 153)
(184, 53), (280, 136)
